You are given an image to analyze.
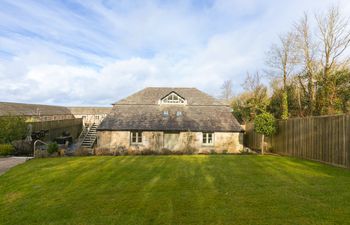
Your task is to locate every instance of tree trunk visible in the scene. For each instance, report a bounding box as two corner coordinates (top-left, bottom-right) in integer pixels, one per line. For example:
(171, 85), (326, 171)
(261, 135), (265, 155)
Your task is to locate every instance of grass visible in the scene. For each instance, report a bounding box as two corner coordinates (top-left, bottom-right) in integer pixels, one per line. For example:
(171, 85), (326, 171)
(1, 155), (350, 225)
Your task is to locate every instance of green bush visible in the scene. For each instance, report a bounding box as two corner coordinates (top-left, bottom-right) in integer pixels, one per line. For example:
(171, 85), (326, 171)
(254, 112), (276, 137)
(0, 144), (14, 156)
(47, 142), (59, 154)
(254, 112), (277, 154)
(0, 116), (27, 144)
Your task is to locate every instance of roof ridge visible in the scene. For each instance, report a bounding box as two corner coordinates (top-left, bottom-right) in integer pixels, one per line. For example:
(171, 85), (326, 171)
(113, 87), (225, 106)
(0, 101), (65, 108)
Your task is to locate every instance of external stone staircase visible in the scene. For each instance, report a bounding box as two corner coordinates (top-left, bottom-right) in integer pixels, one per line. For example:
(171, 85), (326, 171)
(78, 123), (98, 149)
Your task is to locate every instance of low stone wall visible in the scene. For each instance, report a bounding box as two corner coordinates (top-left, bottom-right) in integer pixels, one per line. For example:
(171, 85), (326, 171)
(96, 131), (243, 153)
(28, 118), (83, 142)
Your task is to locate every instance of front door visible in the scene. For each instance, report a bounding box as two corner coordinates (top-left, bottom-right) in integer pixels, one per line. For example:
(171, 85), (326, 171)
(164, 132), (180, 150)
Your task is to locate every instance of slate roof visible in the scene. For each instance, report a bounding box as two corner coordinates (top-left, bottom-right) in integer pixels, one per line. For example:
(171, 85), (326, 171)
(114, 87), (224, 106)
(0, 102), (72, 116)
(98, 87), (243, 132)
(68, 107), (112, 115)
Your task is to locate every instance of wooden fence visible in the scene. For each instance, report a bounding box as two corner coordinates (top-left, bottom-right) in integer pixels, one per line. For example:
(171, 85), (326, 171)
(244, 114), (350, 168)
(28, 118), (83, 141)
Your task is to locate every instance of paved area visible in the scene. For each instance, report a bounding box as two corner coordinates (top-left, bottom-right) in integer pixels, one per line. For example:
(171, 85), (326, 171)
(0, 157), (32, 176)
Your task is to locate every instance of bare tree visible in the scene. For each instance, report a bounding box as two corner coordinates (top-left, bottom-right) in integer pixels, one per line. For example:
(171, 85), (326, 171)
(316, 6), (350, 113)
(295, 12), (319, 115)
(220, 80), (234, 103)
(266, 32), (299, 119)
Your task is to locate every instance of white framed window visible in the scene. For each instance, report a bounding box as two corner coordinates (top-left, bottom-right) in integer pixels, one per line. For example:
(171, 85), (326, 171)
(202, 132), (214, 145)
(176, 111), (182, 117)
(160, 92), (186, 104)
(131, 131), (142, 144)
(163, 111), (169, 116)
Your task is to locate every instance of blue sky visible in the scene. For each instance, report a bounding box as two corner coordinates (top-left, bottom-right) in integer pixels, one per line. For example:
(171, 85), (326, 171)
(0, 0), (348, 106)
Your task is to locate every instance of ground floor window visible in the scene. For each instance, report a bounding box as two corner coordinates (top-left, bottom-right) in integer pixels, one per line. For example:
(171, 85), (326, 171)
(131, 131), (143, 144)
(202, 132), (214, 145)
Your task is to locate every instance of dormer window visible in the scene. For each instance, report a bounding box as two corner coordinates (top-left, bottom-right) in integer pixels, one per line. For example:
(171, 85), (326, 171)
(159, 92), (187, 105)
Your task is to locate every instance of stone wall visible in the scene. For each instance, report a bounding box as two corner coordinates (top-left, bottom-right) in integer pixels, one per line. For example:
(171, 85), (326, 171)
(96, 131), (243, 153)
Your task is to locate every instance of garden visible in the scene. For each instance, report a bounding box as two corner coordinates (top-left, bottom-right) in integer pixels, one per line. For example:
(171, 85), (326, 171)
(1, 155), (350, 225)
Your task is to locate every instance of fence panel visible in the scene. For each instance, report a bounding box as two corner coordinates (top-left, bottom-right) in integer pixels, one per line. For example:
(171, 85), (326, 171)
(244, 114), (350, 168)
(28, 118), (83, 142)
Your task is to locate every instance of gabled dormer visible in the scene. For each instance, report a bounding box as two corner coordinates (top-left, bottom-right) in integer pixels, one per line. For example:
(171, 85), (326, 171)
(158, 91), (187, 105)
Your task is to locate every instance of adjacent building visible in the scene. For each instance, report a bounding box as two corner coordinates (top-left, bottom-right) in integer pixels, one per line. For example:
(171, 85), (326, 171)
(0, 102), (74, 122)
(97, 87), (244, 153)
(68, 107), (111, 126)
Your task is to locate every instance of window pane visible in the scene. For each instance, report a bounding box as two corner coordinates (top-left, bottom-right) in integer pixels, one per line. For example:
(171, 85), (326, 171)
(132, 132), (137, 143)
(138, 132), (142, 143)
(203, 133), (207, 143)
(208, 133), (212, 143)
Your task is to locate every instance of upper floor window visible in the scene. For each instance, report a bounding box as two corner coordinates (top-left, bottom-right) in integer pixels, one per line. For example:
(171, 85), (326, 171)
(202, 132), (214, 145)
(131, 131), (142, 144)
(160, 92), (186, 104)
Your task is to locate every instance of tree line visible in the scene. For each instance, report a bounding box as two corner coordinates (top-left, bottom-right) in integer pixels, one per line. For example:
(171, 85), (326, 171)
(223, 6), (350, 124)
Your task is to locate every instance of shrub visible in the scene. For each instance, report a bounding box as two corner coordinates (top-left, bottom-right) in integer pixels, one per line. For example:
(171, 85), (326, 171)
(199, 150), (210, 155)
(140, 149), (157, 155)
(74, 148), (91, 156)
(95, 148), (113, 156)
(254, 112), (277, 154)
(254, 112), (277, 137)
(47, 142), (59, 154)
(128, 149), (141, 155)
(0, 144), (14, 156)
(160, 148), (172, 155)
(0, 116), (27, 144)
(114, 146), (128, 156)
(34, 149), (48, 158)
(12, 140), (32, 156)
(173, 150), (184, 155)
(58, 149), (65, 157)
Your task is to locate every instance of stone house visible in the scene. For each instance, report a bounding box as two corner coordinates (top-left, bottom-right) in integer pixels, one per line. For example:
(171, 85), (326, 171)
(68, 107), (111, 126)
(97, 87), (244, 153)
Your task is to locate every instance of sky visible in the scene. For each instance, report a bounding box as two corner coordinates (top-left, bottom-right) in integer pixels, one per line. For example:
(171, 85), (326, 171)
(0, 0), (349, 106)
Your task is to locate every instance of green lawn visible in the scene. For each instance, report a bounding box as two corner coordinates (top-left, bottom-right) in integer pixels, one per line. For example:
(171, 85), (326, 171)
(1, 155), (350, 225)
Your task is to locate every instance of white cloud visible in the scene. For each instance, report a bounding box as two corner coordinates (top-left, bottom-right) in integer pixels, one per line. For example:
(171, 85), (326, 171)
(1, 0), (350, 105)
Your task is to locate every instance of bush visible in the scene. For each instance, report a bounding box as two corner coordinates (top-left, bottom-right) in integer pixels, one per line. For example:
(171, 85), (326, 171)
(74, 148), (91, 156)
(140, 149), (157, 155)
(47, 142), (59, 154)
(254, 112), (277, 154)
(160, 148), (172, 155)
(254, 112), (276, 137)
(95, 148), (113, 156)
(0, 144), (14, 156)
(0, 116), (27, 144)
(114, 146), (128, 156)
(12, 140), (32, 156)
(34, 149), (48, 158)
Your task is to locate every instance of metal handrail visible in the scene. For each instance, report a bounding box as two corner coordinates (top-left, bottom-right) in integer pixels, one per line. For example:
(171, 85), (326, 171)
(33, 139), (48, 157)
(76, 123), (95, 148)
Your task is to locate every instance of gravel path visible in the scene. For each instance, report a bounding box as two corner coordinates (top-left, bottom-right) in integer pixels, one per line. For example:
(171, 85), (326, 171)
(0, 157), (31, 176)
